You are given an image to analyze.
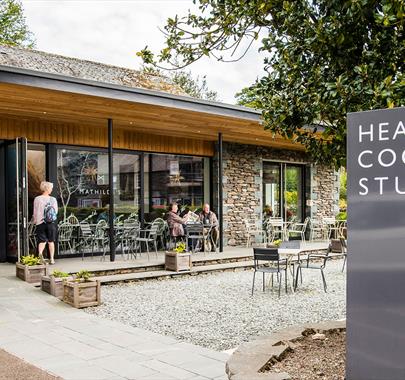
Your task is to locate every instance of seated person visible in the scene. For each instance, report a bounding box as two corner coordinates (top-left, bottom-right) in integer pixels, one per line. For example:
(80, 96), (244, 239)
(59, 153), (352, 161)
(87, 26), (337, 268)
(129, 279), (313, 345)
(198, 203), (219, 251)
(166, 202), (188, 239)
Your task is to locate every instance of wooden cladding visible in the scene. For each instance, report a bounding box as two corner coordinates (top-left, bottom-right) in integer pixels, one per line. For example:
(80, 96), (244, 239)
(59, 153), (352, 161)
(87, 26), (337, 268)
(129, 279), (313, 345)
(0, 116), (214, 156)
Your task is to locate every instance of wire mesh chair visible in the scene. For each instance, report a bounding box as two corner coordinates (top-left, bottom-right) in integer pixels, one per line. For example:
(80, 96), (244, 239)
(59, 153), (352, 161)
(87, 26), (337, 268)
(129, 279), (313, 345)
(120, 219), (140, 260)
(309, 218), (328, 241)
(244, 219), (265, 247)
(152, 218), (167, 250)
(288, 217), (310, 243)
(92, 220), (109, 261)
(266, 218), (285, 243)
(78, 221), (94, 260)
(58, 223), (74, 254)
(136, 222), (159, 260)
(66, 213), (79, 225)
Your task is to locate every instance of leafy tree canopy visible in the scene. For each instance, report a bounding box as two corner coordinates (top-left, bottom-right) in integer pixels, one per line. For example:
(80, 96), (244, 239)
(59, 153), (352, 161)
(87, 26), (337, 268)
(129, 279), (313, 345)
(0, 0), (35, 48)
(138, 0), (404, 168)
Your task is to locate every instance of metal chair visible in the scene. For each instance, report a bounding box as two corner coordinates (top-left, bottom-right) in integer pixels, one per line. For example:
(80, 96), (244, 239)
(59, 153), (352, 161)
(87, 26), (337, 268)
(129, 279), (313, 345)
(58, 223), (74, 254)
(288, 217), (310, 242)
(136, 222), (159, 260)
(186, 222), (205, 254)
(66, 213), (79, 225)
(309, 218), (328, 241)
(152, 218), (167, 250)
(294, 245), (331, 292)
(252, 247), (288, 298)
(92, 220), (109, 261)
(244, 219), (265, 247)
(121, 219), (140, 259)
(266, 218), (285, 243)
(323, 217), (337, 239)
(77, 221), (94, 260)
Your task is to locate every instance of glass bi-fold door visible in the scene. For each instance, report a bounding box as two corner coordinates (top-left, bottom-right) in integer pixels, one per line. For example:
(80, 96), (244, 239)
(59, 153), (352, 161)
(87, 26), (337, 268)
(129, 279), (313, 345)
(263, 162), (304, 222)
(6, 137), (29, 261)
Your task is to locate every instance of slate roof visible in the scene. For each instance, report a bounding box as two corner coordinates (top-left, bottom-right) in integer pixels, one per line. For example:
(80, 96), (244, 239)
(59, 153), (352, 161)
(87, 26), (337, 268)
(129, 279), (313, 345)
(0, 44), (187, 96)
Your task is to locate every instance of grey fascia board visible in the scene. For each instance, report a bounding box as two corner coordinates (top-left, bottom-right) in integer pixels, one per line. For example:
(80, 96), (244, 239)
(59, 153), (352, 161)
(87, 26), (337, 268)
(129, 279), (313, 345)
(0, 65), (262, 122)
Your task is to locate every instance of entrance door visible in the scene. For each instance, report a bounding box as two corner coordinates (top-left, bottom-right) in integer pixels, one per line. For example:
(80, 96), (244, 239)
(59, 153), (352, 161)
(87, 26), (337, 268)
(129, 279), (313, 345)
(6, 138), (29, 261)
(5, 139), (46, 261)
(263, 162), (305, 222)
(283, 164), (304, 222)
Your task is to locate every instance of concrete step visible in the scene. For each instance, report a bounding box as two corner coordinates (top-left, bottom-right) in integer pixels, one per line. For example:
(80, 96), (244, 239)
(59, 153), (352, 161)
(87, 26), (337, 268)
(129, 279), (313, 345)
(97, 260), (254, 284)
(80, 254), (253, 278)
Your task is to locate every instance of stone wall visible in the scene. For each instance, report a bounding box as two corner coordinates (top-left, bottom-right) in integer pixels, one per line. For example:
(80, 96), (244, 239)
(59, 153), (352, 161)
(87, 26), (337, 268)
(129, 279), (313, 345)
(213, 142), (338, 246)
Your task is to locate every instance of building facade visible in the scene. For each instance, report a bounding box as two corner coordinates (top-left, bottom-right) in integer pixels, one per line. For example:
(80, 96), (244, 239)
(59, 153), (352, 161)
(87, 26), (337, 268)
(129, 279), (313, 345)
(0, 45), (338, 262)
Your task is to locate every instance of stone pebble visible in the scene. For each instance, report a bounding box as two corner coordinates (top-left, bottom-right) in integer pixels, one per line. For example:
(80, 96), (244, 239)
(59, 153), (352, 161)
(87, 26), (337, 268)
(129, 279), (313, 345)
(85, 259), (346, 351)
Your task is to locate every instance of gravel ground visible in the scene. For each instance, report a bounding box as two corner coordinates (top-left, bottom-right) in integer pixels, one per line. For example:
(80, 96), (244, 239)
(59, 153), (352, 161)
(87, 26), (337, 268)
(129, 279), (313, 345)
(0, 349), (62, 380)
(85, 259), (346, 351)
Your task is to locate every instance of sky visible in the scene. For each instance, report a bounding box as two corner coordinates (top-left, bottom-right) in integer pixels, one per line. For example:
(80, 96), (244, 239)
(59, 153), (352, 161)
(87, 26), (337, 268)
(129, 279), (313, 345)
(20, 0), (266, 104)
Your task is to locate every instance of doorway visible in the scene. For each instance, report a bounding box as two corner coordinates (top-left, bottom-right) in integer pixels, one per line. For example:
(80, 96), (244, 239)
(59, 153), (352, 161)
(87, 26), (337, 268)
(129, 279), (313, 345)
(5, 139), (46, 262)
(263, 162), (305, 222)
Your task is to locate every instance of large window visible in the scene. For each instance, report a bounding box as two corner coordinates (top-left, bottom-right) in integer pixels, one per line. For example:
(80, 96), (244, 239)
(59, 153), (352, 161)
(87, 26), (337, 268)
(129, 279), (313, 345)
(57, 148), (110, 222)
(112, 153), (140, 219)
(263, 162), (305, 222)
(144, 153), (209, 220)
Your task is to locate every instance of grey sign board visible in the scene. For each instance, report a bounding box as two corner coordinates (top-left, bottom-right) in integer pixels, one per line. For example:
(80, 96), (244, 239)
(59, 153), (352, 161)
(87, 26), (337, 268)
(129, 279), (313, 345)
(347, 107), (405, 380)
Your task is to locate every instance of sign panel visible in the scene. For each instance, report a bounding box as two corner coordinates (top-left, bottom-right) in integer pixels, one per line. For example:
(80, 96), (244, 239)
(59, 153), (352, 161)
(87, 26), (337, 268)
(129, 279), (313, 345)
(347, 107), (405, 380)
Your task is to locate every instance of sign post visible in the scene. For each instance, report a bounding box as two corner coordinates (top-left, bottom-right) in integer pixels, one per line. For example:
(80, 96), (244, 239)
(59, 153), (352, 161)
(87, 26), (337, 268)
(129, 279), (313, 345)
(347, 107), (405, 380)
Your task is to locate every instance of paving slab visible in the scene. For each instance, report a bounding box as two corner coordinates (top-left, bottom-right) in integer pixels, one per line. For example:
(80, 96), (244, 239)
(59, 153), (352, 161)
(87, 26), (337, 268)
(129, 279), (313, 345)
(0, 263), (227, 380)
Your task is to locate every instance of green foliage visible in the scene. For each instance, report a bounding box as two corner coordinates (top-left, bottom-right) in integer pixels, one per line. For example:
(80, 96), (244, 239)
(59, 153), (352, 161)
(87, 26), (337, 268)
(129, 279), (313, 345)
(139, 0), (405, 168)
(339, 168), (347, 201)
(174, 242), (186, 253)
(0, 0), (35, 47)
(20, 255), (41, 266)
(75, 269), (91, 282)
(336, 211), (347, 221)
(51, 270), (69, 278)
(273, 239), (282, 247)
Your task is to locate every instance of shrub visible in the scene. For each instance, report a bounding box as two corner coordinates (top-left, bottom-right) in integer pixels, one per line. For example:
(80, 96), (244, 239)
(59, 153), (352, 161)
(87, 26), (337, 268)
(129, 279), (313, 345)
(75, 269), (91, 282)
(20, 255), (41, 266)
(51, 270), (70, 278)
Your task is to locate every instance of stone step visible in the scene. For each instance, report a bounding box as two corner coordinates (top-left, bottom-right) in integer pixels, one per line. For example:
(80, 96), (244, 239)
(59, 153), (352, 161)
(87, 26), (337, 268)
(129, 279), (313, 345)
(79, 254), (253, 278)
(97, 260), (254, 284)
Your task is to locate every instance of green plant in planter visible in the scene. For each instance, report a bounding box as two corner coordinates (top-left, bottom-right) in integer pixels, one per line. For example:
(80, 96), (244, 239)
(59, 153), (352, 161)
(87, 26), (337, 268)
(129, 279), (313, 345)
(20, 255), (41, 266)
(51, 270), (70, 278)
(75, 270), (91, 282)
(174, 242), (186, 253)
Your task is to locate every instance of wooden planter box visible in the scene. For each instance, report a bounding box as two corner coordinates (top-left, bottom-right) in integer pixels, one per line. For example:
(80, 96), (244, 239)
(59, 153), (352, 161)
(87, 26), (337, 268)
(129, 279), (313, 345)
(63, 279), (101, 308)
(41, 275), (74, 299)
(16, 262), (48, 284)
(165, 251), (192, 272)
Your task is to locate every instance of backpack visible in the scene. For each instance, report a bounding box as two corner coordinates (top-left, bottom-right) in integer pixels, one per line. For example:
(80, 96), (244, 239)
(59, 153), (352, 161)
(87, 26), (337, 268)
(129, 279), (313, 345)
(44, 201), (57, 223)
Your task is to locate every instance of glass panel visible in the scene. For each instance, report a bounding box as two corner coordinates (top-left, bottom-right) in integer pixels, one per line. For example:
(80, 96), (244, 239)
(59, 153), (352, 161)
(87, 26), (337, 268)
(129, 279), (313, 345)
(285, 165), (303, 222)
(27, 144), (46, 215)
(56, 148), (109, 255)
(145, 154), (207, 220)
(113, 153), (140, 221)
(6, 143), (19, 260)
(263, 163), (280, 218)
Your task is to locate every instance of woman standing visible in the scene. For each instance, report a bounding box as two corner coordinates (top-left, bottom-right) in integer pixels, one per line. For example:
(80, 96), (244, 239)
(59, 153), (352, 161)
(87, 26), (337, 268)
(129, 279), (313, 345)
(33, 181), (58, 264)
